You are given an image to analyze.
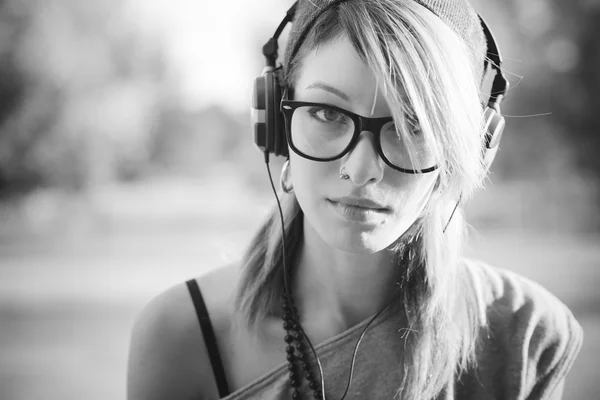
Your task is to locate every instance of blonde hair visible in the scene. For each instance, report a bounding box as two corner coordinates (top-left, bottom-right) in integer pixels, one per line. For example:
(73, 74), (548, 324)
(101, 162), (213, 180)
(236, 1), (489, 398)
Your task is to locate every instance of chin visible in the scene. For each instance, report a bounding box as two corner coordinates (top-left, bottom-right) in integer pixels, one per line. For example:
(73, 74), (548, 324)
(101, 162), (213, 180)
(333, 236), (383, 254)
(320, 222), (395, 254)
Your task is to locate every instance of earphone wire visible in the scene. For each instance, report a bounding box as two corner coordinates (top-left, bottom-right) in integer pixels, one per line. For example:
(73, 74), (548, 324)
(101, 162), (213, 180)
(443, 194), (462, 234)
(263, 151), (400, 400)
(337, 284), (401, 399)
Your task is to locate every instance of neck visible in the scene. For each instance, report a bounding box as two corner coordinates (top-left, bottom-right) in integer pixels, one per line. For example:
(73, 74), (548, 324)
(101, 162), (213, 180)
(291, 218), (403, 338)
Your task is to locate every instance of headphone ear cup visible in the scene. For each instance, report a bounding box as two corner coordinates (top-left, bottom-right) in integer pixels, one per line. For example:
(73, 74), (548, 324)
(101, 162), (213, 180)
(252, 75), (270, 153)
(482, 106), (506, 171)
(251, 69), (288, 157)
(264, 70), (287, 157)
(483, 107), (505, 150)
(271, 77), (288, 157)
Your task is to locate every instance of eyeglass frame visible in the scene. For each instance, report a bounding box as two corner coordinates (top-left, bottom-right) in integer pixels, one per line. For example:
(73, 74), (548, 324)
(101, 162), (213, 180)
(279, 97), (439, 174)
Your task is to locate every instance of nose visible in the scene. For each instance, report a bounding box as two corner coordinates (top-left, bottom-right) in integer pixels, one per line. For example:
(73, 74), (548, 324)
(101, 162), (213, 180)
(341, 130), (384, 186)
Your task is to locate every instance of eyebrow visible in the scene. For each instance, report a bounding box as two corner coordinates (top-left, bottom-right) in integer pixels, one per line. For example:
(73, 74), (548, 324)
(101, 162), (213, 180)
(304, 82), (351, 103)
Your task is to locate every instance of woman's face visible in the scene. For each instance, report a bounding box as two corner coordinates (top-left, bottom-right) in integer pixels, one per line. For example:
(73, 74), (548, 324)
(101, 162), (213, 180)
(289, 34), (439, 254)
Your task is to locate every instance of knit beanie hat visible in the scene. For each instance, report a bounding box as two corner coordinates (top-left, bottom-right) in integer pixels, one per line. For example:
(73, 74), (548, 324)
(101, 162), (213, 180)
(283, 0), (487, 82)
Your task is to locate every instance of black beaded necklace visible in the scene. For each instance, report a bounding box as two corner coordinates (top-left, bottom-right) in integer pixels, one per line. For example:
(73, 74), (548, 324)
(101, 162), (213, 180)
(281, 291), (323, 399)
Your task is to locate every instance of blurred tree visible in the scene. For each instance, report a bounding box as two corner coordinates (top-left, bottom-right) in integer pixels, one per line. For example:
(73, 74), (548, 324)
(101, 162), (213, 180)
(554, 0), (600, 176)
(0, 0), (168, 196)
(149, 102), (248, 174)
(497, 0), (600, 181)
(0, 1), (48, 194)
(464, 0), (600, 231)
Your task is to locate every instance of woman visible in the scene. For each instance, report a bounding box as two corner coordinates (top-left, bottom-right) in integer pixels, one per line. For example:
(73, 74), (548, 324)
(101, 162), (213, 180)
(127, 1), (583, 399)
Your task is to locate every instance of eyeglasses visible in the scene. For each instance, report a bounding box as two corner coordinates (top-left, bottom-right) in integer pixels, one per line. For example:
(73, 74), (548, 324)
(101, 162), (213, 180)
(280, 99), (439, 174)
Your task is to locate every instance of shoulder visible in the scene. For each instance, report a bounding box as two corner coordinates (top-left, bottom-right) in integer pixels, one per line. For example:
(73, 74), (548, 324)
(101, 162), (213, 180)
(463, 258), (583, 338)
(127, 263), (241, 400)
(461, 259), (584, 399)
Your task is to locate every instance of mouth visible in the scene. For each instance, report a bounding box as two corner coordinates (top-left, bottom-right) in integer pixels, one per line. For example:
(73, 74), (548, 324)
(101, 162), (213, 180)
(327, 197), (390, 212)
(326, 198), (390, 224)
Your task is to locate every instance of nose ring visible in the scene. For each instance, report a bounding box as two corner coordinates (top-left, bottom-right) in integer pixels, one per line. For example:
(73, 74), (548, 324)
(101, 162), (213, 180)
(340, 167), (350, 180)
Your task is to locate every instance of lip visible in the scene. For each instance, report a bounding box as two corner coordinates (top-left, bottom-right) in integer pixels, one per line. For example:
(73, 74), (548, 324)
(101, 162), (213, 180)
(326, 197), (390, 224)
(328, 196), (389, 211)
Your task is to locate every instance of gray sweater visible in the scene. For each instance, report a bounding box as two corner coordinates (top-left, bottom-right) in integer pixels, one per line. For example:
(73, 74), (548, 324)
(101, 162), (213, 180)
(223, 260), (583, 399)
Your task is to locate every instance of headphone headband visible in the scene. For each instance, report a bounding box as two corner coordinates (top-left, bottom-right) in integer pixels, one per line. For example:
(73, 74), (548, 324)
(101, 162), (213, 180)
(262, 3), (298, 67)
(479, 16), (509, 108)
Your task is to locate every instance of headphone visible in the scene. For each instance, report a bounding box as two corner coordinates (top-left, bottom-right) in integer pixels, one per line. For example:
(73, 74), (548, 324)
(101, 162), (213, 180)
(251, 1), (510, 170)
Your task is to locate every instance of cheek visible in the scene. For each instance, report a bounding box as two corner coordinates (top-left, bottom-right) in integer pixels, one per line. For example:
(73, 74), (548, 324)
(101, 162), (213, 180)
(289, 154), (337, 207)
(356, 175), (435, 251)
(387, 173), (437, 213)
(383, 174), (438, 236)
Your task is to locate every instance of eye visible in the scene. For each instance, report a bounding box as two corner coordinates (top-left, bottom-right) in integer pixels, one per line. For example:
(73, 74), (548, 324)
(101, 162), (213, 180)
(383, 120), (422, 138)
(406, 114), (422, 136)
(308, 107), (348, 123)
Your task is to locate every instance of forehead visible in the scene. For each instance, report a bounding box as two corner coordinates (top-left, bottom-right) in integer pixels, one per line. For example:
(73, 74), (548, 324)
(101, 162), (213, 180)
(294, 34), (389, 114)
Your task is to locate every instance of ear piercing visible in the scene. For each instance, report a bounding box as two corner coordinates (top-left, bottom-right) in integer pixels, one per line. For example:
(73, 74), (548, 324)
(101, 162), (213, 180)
(280, 160), (294, 193)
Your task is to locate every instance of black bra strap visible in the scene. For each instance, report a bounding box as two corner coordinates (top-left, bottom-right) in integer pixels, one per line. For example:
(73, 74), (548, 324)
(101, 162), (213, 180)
(186, 279), (230, 398)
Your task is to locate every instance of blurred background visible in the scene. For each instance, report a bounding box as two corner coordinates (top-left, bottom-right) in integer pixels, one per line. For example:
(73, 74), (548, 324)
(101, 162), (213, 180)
(0, 0), (598, 399)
